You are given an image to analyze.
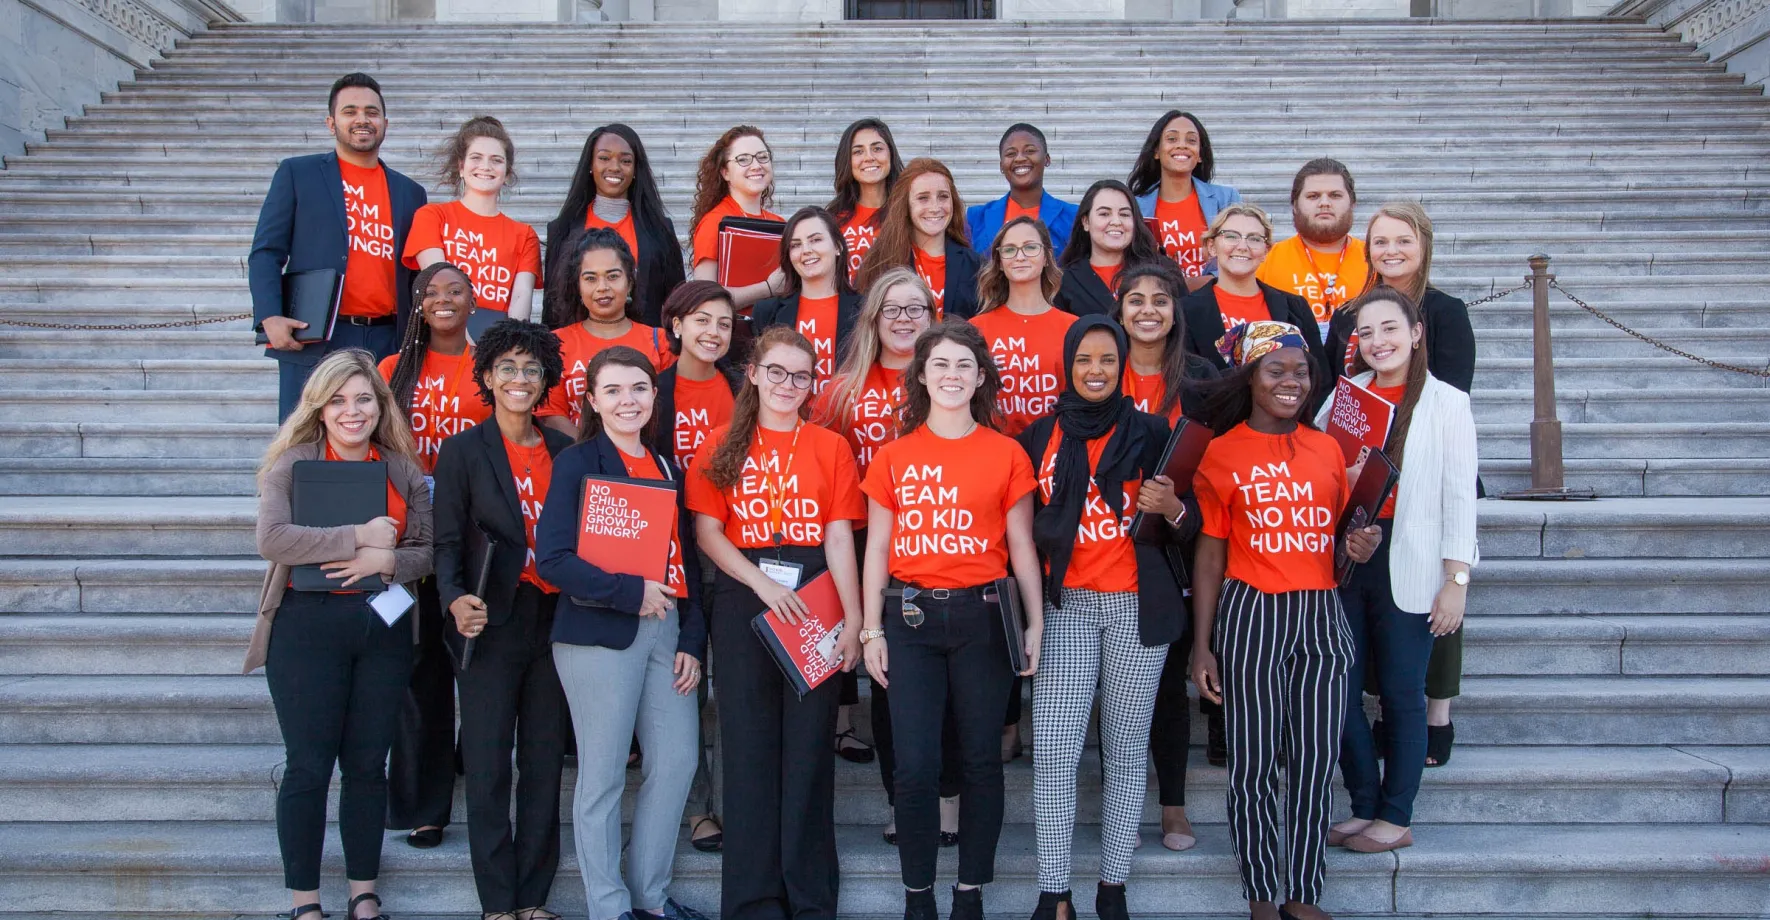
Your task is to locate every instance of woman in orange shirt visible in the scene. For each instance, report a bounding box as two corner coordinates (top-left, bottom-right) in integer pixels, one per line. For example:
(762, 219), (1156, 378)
(403, 116), (541, 322)
(858, 319), (1043, 920)
(828, 118), (904, 284)
(856, 158), (982, 320)
(1189, 321), (1380, 920)
(1179, 204), (1323, 376)
(1054, 179), (1162, 317)
(1018, 316), (1194, 920)
(689, 125), (785, 310)
(539, 229), (675, 437)
(752, 207), (862, 395)
(1126, 109), (1242, 281)
(686, 326), (865, 920)
(546, 124), (685, 327)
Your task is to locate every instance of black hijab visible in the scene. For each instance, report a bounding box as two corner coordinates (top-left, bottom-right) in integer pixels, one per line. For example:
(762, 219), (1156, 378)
(1032, 315), (1150, 597)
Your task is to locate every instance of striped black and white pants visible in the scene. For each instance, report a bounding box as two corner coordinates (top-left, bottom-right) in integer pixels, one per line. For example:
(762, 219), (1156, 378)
(1032, 587), (1167, 891)
(1214, 579), (1355, 905)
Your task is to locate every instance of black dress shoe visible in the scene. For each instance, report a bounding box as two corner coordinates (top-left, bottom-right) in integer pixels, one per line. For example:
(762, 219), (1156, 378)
(938, 830), (960, 848)
(1096, 883), (1128, 920)
(406, 827), (443, 849)
(904, 887), (938, 920)
(949, 885), (983, 920)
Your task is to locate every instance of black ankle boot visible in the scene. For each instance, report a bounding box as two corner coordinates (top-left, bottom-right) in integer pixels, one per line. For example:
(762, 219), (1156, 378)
(950, 885), (983, 920)
(1030, 889), (1071, 920)
(904, 887), (937, 920)
(1096, 883), (1129, 920)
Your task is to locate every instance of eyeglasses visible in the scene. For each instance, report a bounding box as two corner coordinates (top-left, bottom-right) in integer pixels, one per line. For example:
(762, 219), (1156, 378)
(493, 362), (545, 382)
(759, 364), (814, 390)
(998, 242), (1044, 259)
(881, 302), (930, 321)
(1215, 230), (1270, 247)
(728, 151), (772, 168)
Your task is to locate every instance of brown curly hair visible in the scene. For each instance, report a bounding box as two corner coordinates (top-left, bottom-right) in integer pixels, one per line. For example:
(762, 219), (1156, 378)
(436, 115), (516, 196)
(690, 125), (774, 254)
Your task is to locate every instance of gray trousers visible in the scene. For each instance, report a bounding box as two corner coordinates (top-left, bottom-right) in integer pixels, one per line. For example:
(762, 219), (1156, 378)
(555, 611), (700, 920)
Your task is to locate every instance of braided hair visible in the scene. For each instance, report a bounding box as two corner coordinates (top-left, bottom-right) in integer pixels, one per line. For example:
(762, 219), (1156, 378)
(387, 262), (474, 415)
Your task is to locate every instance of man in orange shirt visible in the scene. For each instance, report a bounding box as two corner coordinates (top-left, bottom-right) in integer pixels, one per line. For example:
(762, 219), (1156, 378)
(250, 73), (427, 420)
(1255, 158), (1367, 341)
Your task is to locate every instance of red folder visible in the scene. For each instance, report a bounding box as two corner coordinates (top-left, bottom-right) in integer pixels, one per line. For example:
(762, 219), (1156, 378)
(716, 216), (786, 292)
(576, 474), (678, 584)
(1324, 377), (1397, 466)
(750, 569), (846, 698)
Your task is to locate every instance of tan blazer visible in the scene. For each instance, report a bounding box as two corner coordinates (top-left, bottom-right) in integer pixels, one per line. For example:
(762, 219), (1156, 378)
(243, 440), (434, 673)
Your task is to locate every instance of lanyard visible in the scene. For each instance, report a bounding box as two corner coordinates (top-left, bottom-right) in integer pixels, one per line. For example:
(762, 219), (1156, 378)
(1300, 243), (1349, 312)
(756, 421), (803, 548)
(428, 347), (473, 411)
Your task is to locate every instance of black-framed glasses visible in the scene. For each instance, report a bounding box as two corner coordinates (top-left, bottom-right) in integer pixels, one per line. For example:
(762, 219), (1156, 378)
(998, 242), (1044, 259)
(881, 302), (930, 321)
(759, 364), (814, 390)
(729, 151), (772, 168)
(493, 362), (545, 382)
(1216, 230), (1270, 247)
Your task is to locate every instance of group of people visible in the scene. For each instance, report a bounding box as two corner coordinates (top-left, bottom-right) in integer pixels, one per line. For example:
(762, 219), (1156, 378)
(245, 71), (1481, 920)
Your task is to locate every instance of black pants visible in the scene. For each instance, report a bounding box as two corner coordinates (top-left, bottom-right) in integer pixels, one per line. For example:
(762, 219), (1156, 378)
(265, 590), (414, 890)
(711, 547), (840, 920)
(387, 577), (456, 832)
(884, 590), (1013, 890)
(275, 322), (397, 421)
(1150, 640), (1192, 807)
(459, 583), (568, 912)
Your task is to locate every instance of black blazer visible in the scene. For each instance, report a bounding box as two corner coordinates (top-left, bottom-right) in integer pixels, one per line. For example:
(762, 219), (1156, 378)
(1053, 262), (1116, 317)
(1016, 410), (1201, 648)
(750, 289), (865, 361)
(248, 152), (426, 365)
(544, 211), (686, 328)
(1180, 279), (1328, 376)
(1324, 286), (1477, 394)
(533, 432), (706, 660)
(432, 420), (575, 632)
(650, 365), (741, 462)
(939, 238), (984, 320)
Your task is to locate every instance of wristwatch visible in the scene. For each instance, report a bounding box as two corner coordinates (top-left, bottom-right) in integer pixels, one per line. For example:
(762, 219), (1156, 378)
(859, 628), (886, 643)
(1446, 571), (1470, 587)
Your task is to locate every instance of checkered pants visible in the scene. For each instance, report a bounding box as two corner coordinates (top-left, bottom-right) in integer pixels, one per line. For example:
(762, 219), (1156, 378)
(1032, 587), (1167, 891)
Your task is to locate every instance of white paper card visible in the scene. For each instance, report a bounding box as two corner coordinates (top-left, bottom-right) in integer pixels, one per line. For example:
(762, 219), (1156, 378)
(758, 559), (803, 589)
(370, 582), (415, 625)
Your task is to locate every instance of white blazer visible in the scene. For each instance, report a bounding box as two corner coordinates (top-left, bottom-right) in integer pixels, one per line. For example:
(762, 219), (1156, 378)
(1316, 372), (1479, 614)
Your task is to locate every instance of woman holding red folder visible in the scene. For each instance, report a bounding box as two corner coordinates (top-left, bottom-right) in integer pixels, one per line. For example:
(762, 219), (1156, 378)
(685, 326), (865, 920)
(430, 319), (573, 920)
(246, 347), (432, 920)
(1318, 289), (1477, 855)
(689, 125), (785, 310)
(534, 346), (709, 920)
(539, 229), (675, 437)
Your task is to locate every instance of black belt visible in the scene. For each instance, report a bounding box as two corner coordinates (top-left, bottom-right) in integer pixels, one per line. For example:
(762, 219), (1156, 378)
(341, 314), (396, 326)
(885, 579), (990, 602)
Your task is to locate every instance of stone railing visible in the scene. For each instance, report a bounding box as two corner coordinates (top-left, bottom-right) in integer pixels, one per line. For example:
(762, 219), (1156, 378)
(1611, 0), (1770, 86)
(0, 0), (243, 161)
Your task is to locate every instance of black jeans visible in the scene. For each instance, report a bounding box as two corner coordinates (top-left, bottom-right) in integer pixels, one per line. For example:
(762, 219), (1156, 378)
(870, 680), (963, 806)
(1150, 640), (1192, 807)
(265, 590), (414, 890)
(711, 546), (840, 920)
(386, 577), (456, 832)
(459, 583), (568, 912)
(883, 590), (1013, 890)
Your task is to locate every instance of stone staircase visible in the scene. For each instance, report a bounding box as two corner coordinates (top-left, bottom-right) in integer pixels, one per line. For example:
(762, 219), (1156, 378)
(1, 16), (1768, 919)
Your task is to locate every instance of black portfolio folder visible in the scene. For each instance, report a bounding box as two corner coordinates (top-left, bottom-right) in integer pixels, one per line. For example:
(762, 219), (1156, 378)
(256, 268), (343, 345)
(1335, 449), (1400, 585)
(1129, 418), (1214, 544)
(466, 307), (503, 342)
(289, 459), (389, 592)
(986, 577), (1029, 673)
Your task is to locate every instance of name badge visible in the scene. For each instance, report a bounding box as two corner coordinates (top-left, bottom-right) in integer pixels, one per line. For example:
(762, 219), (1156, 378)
(758, 558), (803, 590)
(369, 582), (416, 626)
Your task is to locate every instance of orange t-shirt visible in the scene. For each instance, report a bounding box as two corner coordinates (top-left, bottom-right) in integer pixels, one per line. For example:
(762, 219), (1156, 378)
(538, 322), (676, 431)
(1214, 287), (1271, 331)
(969, 306), (1077, 436)
(1193, 422), (1350, 594)
(692, 195), (784, 270)
(338, 160), (398, 318)
(586, 209), (641, 266)
(1256, 236), (1370, 333)
(816, 361), (906, 479)
(912, 248), (948, 317)
(1005, 197), (1040, 225)
(377, 348), (492, 474)
(671, 372), (736, 472)
(685, 422), (865, 549)
(1037, 425), (1140, 594)
(860, 425), (1039, 590)
(1152, 193), (1209, 279)
(1092, 262), (1122, 295)
(1123, 369), (1182, 424)
(842, 206), (879, 281)
(795, 295), (841, 393)
(401, 201), (542, 314)
(502, 433), (557, 593)
(1368, 382), (1406, 519)
(619, 449), (687, 594)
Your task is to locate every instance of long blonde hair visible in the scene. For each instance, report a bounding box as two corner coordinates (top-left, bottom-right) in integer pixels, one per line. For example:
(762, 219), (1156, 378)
(258, 349), (420, 481)
(1361, 200), (1435, 303)
(818, 267), (932, 430)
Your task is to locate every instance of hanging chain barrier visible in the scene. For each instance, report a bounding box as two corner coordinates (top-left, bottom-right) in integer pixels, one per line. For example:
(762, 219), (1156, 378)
(0, 313), (252, 331)
(1546, 279), (1770, 379)
(1464, 281), (1531, 308)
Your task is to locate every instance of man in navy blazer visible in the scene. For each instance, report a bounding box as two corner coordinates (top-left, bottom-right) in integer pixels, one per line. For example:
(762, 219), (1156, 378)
(966, 122), (1078, 258)
(249, 72), (426, 420)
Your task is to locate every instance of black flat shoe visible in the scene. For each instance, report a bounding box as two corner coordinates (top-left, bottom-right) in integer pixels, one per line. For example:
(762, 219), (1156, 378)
(406, 826), (443, 848)
(689, 815), (723, 853)
(834, 728), (876, 764)
(883, 828), (898, 845)
(939, 830), (960, 848)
